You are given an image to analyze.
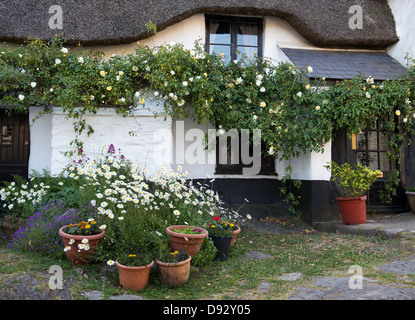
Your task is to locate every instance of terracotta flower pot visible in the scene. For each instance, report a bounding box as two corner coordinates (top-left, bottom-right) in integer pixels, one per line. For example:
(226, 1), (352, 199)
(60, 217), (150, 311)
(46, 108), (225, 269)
(231, 225), (241, 247)
(405, 192), (415, 213)
(156, 255), (191, 287)
(166, 225), (208, 256)
(59, 226), (105, 265)
(336, 196), (367, 225)
(116, 260), (154, 292)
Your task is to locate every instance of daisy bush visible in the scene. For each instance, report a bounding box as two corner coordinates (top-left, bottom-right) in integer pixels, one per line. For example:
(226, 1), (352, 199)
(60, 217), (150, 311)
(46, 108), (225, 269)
(65, 144), (250, 263)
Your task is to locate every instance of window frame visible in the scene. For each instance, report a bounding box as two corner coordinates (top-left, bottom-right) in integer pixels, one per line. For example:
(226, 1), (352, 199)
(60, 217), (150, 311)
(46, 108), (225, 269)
(205, 14), (263, 62)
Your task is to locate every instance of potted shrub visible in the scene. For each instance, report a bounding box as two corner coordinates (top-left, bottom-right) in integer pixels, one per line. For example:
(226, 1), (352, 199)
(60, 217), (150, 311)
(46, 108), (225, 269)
(325, 161), (381, 225)
(166, 225), (208, 256)
(155, 250), (191, 287)
(405, 186), (415, 213)
(114, 253), (154, 292)
(59, 218), (106, 265)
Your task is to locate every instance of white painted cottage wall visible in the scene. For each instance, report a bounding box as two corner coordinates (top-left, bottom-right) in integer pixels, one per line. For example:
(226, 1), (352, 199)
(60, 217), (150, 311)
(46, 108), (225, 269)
(387, 0), (415, 66)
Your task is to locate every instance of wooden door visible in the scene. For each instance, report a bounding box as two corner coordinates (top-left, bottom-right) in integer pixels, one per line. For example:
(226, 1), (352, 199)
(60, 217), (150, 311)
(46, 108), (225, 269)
(0, 109), (30, 181)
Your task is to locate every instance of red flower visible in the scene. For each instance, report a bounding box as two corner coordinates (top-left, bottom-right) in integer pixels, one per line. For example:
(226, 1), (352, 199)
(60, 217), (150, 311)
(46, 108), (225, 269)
(214, 216), (220, 222)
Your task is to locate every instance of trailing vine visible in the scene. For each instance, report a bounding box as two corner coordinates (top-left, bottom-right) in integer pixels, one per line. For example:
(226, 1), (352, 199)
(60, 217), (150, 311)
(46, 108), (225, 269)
(0, 36), (414, 215)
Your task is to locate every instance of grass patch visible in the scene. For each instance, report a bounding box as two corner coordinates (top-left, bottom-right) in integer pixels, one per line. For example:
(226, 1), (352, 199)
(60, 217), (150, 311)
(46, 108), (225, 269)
(0, 227), (412, 300)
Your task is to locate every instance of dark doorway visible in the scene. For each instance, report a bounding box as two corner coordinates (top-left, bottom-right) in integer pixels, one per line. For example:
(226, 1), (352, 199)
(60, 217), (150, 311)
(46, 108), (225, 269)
(0, 109), (30, 181)
(332, 126), (406, 212)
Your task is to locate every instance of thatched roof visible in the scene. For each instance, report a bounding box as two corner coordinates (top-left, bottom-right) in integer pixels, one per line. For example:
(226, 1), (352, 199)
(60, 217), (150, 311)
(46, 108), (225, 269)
(0, 0), (398, 49)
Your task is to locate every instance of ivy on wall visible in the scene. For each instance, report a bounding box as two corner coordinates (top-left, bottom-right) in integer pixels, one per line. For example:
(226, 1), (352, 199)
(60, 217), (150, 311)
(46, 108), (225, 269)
(0, 36), (414, 213)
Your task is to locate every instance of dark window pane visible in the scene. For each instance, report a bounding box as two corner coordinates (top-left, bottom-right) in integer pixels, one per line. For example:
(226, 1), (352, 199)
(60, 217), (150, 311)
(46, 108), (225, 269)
(209, 20), (231, 44)
(237, 23), (258, 46)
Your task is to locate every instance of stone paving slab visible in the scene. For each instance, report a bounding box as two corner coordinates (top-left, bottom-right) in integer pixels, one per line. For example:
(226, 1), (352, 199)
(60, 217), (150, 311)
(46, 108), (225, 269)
(289, 276), (415, 300)
(313, 212), (415, 239)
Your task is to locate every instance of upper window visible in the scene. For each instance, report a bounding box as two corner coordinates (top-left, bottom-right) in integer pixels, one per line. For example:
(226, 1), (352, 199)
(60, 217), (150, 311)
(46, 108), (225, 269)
(205, 14), (263, 62)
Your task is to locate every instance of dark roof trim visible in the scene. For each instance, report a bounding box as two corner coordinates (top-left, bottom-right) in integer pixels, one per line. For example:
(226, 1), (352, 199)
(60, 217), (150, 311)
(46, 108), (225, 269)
(0, 0), (398, 49)
(282, 48), (407, 80)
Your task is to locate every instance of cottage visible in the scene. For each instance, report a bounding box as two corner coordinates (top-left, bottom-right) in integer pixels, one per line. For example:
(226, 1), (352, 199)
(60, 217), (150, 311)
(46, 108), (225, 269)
(0, 0), (414, 223)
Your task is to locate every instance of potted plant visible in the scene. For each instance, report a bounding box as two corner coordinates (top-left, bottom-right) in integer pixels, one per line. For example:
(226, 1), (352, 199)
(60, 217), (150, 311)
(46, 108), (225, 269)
(59, 218), (106, 265)
(325, 161), (381, 225)
(166, 225), (208, 256)
(405, 186), (415, 213)
(155, 249), (191, 287)
(114, 253), (154, 292)
(205, 216), (236, 261)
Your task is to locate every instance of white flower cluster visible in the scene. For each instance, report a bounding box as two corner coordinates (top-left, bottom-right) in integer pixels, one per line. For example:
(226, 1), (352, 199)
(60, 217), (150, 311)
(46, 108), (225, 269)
(68, 145), (248, 225)
(1, 180), (49, 211)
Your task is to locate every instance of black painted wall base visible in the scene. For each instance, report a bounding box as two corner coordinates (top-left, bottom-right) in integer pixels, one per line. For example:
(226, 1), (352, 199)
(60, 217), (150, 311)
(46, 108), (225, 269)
(195, 178), (342, 224)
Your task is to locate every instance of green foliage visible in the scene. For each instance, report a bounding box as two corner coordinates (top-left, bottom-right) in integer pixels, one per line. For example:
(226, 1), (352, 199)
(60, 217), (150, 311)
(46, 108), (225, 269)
(116, 253), (154, 267)
(325, 161), (381, 198)
(157, 250), (189, 263)
(1, 36), (414, 213)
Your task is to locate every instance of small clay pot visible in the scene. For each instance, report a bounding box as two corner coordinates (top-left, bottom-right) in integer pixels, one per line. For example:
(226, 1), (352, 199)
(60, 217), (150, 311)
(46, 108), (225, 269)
(156, 255), (191, 287)
(116, 260), (154, 292)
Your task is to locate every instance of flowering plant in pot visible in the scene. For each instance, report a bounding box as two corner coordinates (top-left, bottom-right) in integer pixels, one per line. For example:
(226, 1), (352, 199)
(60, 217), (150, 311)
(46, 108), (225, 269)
(325, 161), (381, 225)
(112, 253), (155, 292)
(166, 225), (208, 256)
(205, 216), (237, 261)
(59, 218), (106, 265)
(156, 249), (191, 287)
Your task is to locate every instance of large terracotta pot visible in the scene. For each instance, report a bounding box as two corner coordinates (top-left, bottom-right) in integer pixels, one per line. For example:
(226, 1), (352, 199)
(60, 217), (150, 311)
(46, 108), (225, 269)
(59, 226), (105, 265)
(156, 255), (191, 287)
(116, 260), (154, 292)
(231, 225), (241, 247)
(166, 225), (208, 256)
(405, 192), (415, 213)
(336, 196), (367, 225)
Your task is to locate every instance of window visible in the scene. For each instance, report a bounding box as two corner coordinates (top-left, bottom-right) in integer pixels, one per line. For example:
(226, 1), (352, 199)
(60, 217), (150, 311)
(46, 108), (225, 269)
(353, 124), (395, 174)
(205, 14), (263, 62)
(0, 125), (12, 146)
(215, 134), (276, 175)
